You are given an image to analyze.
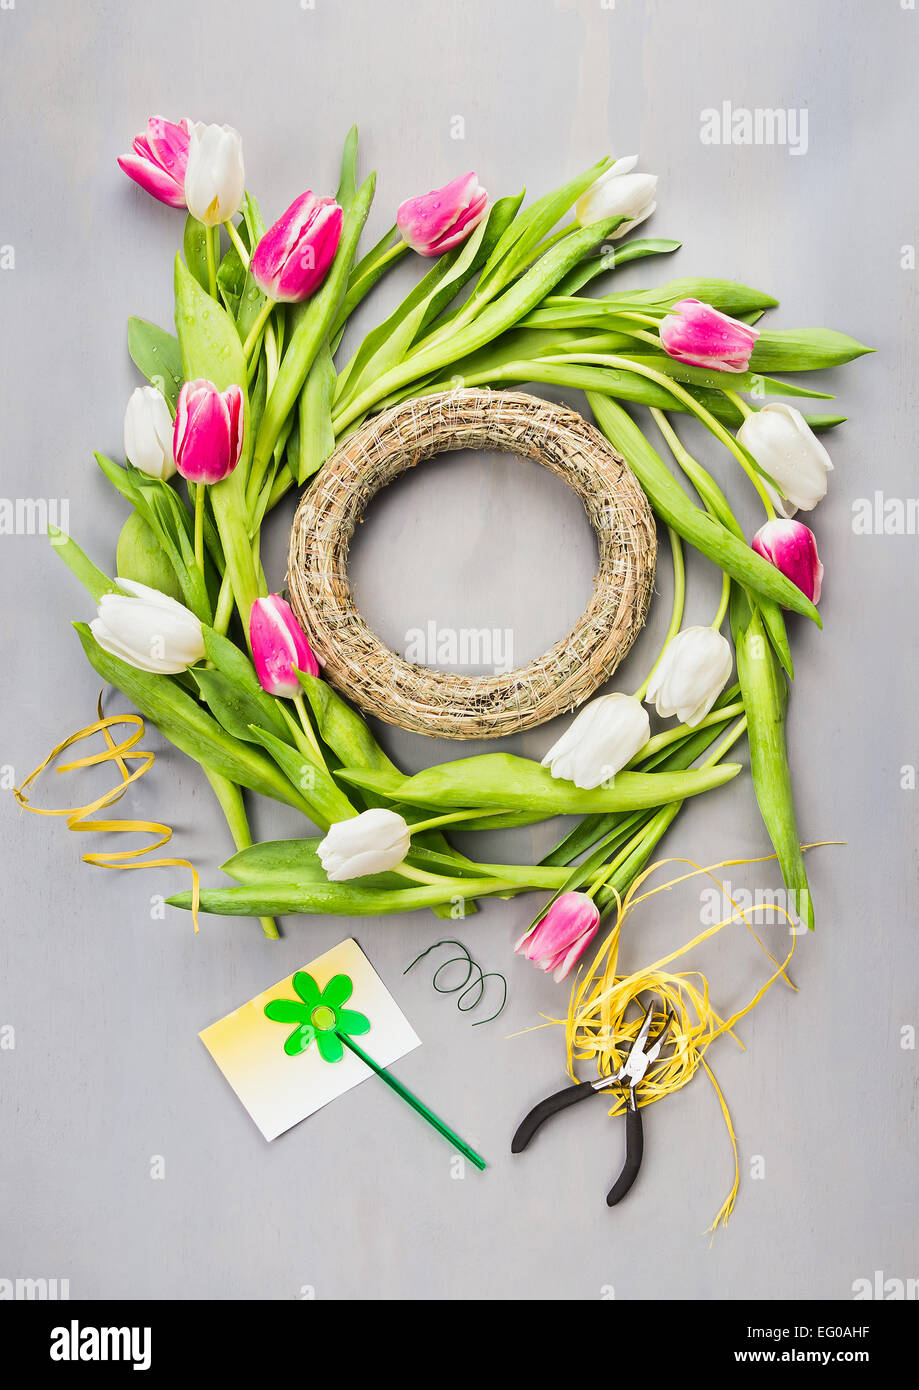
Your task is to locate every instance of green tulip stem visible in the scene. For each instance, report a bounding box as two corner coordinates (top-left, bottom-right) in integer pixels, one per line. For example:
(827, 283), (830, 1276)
(723, 387), (754, 419)
(204, 223), (218, 299)
(223, 218), (250, 269)
(712, 570), (732, 631)
(409, 808), (513, 834)
(630, 325), (665, 343)
(264, 321), (280, 394)
(720, 389), (775, 519)
(625, 701), (746, 768)
(335, 1032), (487, 1171)
(394, 863), (446, 886)
(585, 831), (639, 900)
(368, 238), (411, 275)
(551, 352), (779, 517)
(587, 710), (751, 904)
(203, 767), (279, 940)
(242, 297), (275, 360)
(292, 692), (326, 767)
(702, 713), (749, 767)
(632, 525), (685, 701)
(213, 572), (235, 636)
(193, 483), (206, 578)
(650, 408), (745, 537)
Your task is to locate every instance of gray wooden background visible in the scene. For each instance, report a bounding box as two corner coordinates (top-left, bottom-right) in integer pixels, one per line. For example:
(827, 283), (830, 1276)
(1, 0), (916, 1300)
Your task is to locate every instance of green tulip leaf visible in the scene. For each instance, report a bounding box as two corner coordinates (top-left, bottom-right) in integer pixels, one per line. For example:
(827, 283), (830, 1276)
(47, 527), (117, 603)
(588, 393), (822, 624)
(115, 511), (184, 602)
(731, 587), (814, 930)
(339, 754), (740, 814)
(246, 723), (357, 828)
(127, 318), (184, 411)
(73, 623), (313, 814)
(182, 214), (211, 293)
(749, 327), (873, 372)
(192, 666), (291, 747)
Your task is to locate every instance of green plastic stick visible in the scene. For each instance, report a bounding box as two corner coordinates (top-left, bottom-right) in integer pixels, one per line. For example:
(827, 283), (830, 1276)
(336, 1032), (486, 1171)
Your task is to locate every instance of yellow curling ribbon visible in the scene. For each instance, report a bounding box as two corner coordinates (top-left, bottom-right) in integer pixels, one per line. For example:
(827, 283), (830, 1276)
(539, 847), (837, 1235)
(13, 691), (200, 932)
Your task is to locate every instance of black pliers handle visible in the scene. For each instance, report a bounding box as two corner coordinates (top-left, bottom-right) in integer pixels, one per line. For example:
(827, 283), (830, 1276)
(511, 1002), (673, 1207)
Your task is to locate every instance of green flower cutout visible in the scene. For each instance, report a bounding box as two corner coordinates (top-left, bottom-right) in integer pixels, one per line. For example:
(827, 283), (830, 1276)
(263, 971), (370, 1064)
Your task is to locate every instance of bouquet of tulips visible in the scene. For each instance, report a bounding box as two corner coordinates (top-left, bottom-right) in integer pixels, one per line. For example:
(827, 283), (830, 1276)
(42, 115), (869, 971)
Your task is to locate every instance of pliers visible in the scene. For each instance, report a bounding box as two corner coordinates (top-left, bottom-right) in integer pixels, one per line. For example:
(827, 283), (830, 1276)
(511, 999), (674, 1205)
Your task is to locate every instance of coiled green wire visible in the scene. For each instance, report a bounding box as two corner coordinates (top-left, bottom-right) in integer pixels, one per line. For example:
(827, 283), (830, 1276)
(404, 939), (507, 1025)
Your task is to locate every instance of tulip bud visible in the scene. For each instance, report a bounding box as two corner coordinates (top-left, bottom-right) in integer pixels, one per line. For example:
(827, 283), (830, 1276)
(89, 578), (205, 674)
(123, 386), (176, 481)
(574, 155), (657, 237)
(541, 694), (650, 790)
(737, 404), (833, 514)
(645, 626), (733, 727)
(751, 519), (824, 604)
(659, 298), (760, 373)
(396, 172), (488, 257)
(184, 122), (245, 227)
(173, 379), (244, 485)
(249, 595), (319, 698)
(318, 809), (412, 882)
(250, 192), (343, 304)
(515, 892), (600, 983)
(117, 116), (190, 209)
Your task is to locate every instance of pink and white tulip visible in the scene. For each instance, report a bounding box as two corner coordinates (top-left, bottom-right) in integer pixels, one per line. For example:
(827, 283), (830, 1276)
(751, 519), (824, 604)
(515, 892), (600, 983)
(173, 380), (244, 485)
(249, 595), (319, 698)
(397, 172), (488, 257)
(659, 298), (760, 373)
(250, 192), (343, 303)
(117, 117), (190, 209)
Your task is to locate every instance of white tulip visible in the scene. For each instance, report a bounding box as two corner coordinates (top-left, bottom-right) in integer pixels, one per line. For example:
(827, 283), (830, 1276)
(184, 123), (245, 227)
(318, 809), (412, 882)
(737, 403), (833, 515)
(90, 578), (205, 674)
(575, 155), (658, 238)
(541, 693), (650, 789)
(645, 627), (733, 727)
(123, 386), (176, 480)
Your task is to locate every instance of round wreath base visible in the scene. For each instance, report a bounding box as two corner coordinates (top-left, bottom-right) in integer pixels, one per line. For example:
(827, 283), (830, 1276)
(287, 389), (656, 740)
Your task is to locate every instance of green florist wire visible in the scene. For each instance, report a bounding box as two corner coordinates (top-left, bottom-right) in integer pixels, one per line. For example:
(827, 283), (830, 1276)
(404, 940), (508, 1026)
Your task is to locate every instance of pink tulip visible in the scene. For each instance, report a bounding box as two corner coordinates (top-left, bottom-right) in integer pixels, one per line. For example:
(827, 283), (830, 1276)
(117, 117), (190, 209)
(514, 891), (600, 983)
(249, 595), (319, 698)
(396, 172), (488, 257)
(659, 298), (760, 373)
(250, 192), (344, 303)
(751, 519), (824, 603)
(173, 380), (244, 485)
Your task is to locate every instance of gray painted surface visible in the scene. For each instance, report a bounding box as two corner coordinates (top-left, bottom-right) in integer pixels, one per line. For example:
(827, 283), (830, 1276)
(0, 0), (915, 1300)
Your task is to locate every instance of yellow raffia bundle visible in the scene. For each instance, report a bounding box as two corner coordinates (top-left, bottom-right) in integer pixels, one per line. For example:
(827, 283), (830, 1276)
(549, 851), (817, 1233)
(13, 693), (200, 931)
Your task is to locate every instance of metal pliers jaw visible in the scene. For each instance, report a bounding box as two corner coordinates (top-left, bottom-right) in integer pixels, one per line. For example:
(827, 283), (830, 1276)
(511, 1000), (674, 1207)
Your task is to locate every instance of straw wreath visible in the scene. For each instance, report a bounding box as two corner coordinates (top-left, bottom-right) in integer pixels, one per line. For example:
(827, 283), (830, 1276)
(287, 389), (657, 739)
